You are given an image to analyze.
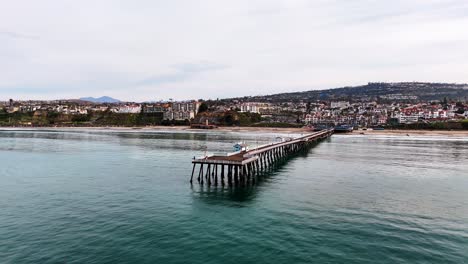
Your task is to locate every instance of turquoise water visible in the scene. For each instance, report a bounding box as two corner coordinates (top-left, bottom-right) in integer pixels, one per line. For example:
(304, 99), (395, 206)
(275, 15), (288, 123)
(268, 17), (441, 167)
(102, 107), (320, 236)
(0, 129), (467, 263)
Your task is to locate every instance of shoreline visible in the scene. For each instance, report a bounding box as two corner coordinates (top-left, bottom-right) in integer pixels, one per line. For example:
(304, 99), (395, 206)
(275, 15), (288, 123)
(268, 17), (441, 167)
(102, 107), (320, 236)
(353, 129), (468, 136)
(1, 126), (467, 136)
(0, 126), (308, 134)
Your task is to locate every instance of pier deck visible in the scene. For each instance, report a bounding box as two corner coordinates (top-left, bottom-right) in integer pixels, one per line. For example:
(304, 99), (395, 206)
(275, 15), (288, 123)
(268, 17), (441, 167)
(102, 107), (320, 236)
(190, 129), (334, 186)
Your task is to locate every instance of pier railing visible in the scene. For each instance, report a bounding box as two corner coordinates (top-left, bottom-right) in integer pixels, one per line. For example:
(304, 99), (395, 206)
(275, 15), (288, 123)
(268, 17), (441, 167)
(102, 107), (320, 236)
(190, 129), (334, 186)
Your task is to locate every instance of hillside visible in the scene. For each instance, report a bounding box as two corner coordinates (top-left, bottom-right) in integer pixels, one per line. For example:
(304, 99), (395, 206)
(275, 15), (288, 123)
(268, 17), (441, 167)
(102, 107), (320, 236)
(80, 96), (121, 103)
(236, 82), (468, 103)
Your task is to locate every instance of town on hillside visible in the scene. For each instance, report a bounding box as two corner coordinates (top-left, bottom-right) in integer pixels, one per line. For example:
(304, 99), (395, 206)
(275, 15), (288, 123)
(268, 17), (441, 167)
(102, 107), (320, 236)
(1, 96), (467, 129)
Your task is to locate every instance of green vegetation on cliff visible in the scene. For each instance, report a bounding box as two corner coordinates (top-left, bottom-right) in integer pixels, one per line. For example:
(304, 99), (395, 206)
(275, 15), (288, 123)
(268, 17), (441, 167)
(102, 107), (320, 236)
(0, 111), (180, 127)
(193, 110), (300, 127)
(389, 121), (468, 130)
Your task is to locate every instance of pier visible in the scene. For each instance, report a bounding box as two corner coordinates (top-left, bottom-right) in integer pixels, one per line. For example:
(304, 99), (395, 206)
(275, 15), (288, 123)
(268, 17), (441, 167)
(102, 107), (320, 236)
(190, 129), (334, 186)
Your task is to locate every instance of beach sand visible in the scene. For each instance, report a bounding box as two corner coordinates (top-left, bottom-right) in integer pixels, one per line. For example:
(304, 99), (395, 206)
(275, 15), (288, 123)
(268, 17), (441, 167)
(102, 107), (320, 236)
(0, 126), (307, 134)
(355, 129), (468, 137)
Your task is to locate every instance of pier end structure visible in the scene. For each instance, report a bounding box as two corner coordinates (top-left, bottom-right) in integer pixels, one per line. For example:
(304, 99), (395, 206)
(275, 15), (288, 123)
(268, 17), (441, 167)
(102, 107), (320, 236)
(190, 129), (334, 186)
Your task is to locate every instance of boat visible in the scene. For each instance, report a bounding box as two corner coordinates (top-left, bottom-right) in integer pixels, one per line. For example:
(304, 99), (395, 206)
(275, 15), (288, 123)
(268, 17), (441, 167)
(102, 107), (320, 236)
(334, 124), (353, 133)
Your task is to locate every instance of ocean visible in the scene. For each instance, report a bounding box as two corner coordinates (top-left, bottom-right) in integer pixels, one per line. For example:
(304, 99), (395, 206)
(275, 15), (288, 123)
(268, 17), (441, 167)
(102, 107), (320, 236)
(0, 129), (467, 263)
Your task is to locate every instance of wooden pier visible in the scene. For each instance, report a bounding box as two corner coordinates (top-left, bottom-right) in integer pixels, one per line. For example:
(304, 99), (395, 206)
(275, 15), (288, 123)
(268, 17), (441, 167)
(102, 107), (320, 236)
(190, 129), (334, 186)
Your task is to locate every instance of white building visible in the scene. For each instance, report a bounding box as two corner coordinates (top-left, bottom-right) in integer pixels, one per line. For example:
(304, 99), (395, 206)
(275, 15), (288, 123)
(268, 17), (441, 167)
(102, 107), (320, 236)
(438, 110), (448, 119)
(163, 100), (200, 120)
(172, 101), (200, 114)
(399, 114), (419, 124)
(239, 102), (272, 114)
(113, 105), (142, 114)
(240, 103), (259, 113)
(330, 101), (350, 109)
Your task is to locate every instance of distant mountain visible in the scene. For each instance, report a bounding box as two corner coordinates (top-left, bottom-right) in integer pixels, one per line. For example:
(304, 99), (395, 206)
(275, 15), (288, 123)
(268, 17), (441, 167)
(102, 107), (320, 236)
(79, 96), (121, 103)
(234, 82), (468, 103)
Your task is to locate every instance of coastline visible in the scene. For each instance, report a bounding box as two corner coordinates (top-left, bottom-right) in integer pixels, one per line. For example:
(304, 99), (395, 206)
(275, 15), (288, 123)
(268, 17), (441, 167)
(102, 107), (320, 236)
(0, 126), (308, 134)
(1, 125), (468, 136)
(354, 129), (468, 137)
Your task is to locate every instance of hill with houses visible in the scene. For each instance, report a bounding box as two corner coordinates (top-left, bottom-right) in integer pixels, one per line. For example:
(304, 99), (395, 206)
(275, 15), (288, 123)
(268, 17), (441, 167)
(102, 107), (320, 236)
(233, 82), (468, 103)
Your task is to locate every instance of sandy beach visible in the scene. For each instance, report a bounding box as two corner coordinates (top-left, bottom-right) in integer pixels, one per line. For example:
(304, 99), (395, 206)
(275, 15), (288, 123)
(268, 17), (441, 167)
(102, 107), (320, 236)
(218, 127), (468, 137)
(354, 129), (468, 137)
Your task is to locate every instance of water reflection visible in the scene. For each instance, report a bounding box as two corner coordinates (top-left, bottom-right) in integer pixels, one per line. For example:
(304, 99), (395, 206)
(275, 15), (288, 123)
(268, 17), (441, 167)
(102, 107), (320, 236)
(191, 145), (318, 205)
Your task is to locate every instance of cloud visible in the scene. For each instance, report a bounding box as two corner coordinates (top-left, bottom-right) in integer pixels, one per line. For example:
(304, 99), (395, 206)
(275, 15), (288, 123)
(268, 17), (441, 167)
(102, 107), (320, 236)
(0, 0), (468, 101)
(136, 63), (229, 86)
(0, 30), (39, 40)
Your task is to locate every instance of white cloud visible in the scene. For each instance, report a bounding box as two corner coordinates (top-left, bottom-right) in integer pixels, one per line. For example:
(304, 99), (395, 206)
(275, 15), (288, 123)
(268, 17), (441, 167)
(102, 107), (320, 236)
(1, 0), (468, 101)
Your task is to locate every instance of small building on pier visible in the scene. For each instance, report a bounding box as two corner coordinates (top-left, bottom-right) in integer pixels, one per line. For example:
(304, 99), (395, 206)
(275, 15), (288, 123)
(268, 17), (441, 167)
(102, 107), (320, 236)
(233, 143), (249, 152)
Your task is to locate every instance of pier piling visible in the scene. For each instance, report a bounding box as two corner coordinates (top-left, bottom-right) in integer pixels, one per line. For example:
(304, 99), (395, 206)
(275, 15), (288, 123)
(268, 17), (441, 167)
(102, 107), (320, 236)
(191, 129), (333, 187)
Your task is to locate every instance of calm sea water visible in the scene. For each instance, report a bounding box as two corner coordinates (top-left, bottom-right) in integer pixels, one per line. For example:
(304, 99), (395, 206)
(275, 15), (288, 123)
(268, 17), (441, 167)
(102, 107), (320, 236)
(0, 129), (467, 264)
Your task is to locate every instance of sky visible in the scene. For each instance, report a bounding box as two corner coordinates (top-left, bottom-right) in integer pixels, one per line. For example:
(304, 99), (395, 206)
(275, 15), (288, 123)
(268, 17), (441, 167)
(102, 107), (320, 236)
(1, 0), (468, 102)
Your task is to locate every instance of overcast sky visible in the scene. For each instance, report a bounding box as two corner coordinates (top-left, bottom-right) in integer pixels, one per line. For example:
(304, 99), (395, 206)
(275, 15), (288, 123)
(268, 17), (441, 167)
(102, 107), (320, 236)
(1, 0), (468, 101)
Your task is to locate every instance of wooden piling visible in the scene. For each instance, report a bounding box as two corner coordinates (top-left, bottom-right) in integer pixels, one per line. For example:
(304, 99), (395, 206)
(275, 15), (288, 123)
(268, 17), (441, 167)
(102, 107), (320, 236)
(191, 129), (333, 187)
